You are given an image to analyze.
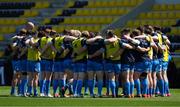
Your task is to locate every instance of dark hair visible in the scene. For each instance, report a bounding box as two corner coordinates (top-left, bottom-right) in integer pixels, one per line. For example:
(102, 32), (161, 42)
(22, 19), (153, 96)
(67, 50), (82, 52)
(37, 31), (46, 38)
(106, 30), (114, 37)
(121, 28), (131, 35)
(131, 29), (141, 37)
(137, 26), (145, 34)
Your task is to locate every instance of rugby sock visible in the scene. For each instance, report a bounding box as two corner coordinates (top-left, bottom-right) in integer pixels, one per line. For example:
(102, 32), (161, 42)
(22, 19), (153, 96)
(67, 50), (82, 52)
(77, 80), (83, 95)
(130, 81), (135, 95)
(18, 83), (21, 95)
(134, 79), (141, 95)
(141, 78), (148, 95)
(149, 88), (153, 96)
(106, 80), (110, 95)
(40, 80), (45, 94)
(84, 79), (88, 94)
(10, 87), (15, 95)
(158, 79), (164, 95)
(115, 81), (119, 96)
(164, 81), (170, 94)
(45, 80), (51, 95)
(97, 80), (103, 96)
(152, 88), (156, 95)
(21, 79), (28, 95)
(125, 82), (130, 96)
(53, 79), (58, 94)
(73, 80), (77, 95)
(88, 80), (94, 96)
(110, 80), (116, 96)
(27, 85), (32, 94)
(33, 87), (38, 96)
(68, 84), (73, 94)
(59, 79), (66, 88)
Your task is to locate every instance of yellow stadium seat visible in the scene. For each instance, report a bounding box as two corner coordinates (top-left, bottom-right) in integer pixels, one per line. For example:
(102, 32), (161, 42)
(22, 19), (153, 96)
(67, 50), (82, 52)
(0, 35), (4, 41)
(133, 20), (140, 27)
(160, 4), (167, 11)
(0, 51), (4, 57)
(43, 18), (50, 24)
(147, 13), (153, 18)
(161, 13), (167, 18)
(175, 12), (180, 18)
(126, 20), (134, 27)
(139, 13), (146, 19)
(66, 1), (74, 7)
(168, 12), (175, 19)
(34, 2), (49, 8)
(167, 4), (174, 10)
(54, 10), (63, 16)
(153, 5), (160, 10)
(153, 13), (161, 19)
(174, 4), (180, 10)
(8, 26), (16, 33)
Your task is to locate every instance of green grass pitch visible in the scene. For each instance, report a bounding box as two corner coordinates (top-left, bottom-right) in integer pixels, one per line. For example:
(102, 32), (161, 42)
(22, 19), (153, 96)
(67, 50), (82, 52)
(0, 86), (180, 106)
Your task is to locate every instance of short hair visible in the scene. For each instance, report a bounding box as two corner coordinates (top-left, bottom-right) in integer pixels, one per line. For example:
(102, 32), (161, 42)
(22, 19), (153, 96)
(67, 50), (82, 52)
(120, 28), (131, 35)
(82, 31), (90, 38)
(19, 28), (27, 35)
(106, 30), (114, 37)
(131, 29), (141, 37)
(137, 26), (145, 34)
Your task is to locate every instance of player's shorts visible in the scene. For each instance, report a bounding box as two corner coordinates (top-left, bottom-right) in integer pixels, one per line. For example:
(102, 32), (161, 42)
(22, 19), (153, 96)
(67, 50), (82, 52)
(53, 61), (64, 72)
(121, 64), (135, 72)
(64, 59), (72, 71)
(87, 60), (103, 72)
(19, 60), (27, 72)
(162, 61), (168, 72)
(27, 61), (41, 73)
(104, 62), (121, 74)
(12, 60), (21, 73)
(157, 58), (163, 72)
(135, 61), (151, 73)
(40, 59), (53, 72)
(73, 62), (86, 73)
(152, 59), (160, 72)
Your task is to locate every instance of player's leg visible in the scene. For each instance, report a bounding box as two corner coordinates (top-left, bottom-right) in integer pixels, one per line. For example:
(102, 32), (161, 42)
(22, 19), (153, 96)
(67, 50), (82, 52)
(162, 61), (170, 96)
(134, 62), (142, 97)
(39, 60), (46, 96)
(87, 60), (95, 97)
(45, 60), (53, 97)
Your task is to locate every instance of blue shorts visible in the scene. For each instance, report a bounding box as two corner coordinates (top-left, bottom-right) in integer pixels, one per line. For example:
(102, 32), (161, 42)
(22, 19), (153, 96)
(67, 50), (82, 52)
(40, 60), (53, 72)
(53, 61), (64, 72)
(27, 61), (41, 73)
(64, 59), (72, 71)
(157, 58), (163, 72)
(135, 61), (151, 73)
(152, 59), (160, 72)
(104, 62), (121, 74)
(87, 60), (103, 72)
(12, 60), (21, 72)
(121, 64), (135, 72)
(73, 62), (86, 73)
(162, 61), (168, 72)
(19, 60), (27, 72)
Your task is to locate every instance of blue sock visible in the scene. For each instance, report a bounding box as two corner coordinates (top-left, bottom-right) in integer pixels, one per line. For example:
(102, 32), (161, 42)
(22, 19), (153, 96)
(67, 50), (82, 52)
(21, 79), (27, 95)
(134, 79), (141, 95)
(10, 87), (15, 95)
(149, 88), (153, 96)
(164, 81), (170, 94)
(106, 80), (110, 95)
(73, 80), (77, 95)
(93, 79), (96, 94)
(45, 80), (51, 95)
(77, 80), (83, 95)
(27, 85), (32, 94)
(152, 88), (156, 95)
(18, 83), (21, 95)
(115, 81), (119, 96)
(125, 82), (130, 96)
(158, 79), (164, 95)
(155, 82), (159, 94)
(84, 79), (88, 94)
(110, 80), (116, 96)
(33, 87), (38, 96)
(97, 80), (103, 96)
(130, 82), (134, 95)
(141, 78), (148, 95)
(53, 79), (59, 94)
(88, 80), (94, 95)
(40, 80), (45, 94)
(59, 79), (66, 89)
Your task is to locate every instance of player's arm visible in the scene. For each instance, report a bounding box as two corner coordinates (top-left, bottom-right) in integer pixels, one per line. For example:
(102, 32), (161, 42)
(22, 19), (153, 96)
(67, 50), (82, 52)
(88, 48), (104, 59)
(18, 47), (27, 58)
(64, 35), (77, 42)
(86, 36), (103, 44)
(136, 46), (150, 52)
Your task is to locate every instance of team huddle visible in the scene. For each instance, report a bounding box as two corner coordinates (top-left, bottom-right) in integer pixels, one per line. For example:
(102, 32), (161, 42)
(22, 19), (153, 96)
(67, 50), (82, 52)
(10, 22), (171, 98)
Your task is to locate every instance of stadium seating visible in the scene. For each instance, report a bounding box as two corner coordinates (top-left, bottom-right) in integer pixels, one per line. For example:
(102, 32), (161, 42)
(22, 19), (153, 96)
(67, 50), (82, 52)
(125, 3), (180, 35)
(46, 0), (143, 32)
